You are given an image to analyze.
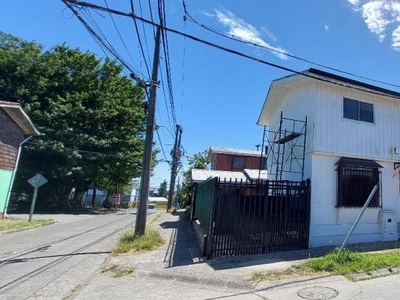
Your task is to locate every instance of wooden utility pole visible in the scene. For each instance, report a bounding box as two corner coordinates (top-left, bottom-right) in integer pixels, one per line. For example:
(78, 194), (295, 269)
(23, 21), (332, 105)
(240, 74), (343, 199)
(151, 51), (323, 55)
(167, 124), (183, 211)
(135, 26), (161, 236)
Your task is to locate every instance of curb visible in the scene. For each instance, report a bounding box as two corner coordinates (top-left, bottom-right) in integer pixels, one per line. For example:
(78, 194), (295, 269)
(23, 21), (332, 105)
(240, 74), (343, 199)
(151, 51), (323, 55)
(135, 269), (254, 290)
(348, 266), (400, 281)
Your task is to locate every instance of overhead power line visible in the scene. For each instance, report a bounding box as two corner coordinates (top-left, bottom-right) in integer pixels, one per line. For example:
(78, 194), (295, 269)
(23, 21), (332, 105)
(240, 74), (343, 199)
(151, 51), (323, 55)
(63, 0), (148, 87)
(137, 0), (153, 64)
(182, 0), (400, 91)
(62, 0), (400, 101)
(104, 0), (139, 70)
(26, 141), (120, 157)
(155, 127), (170, 165)
(130, 0), (152, 77)
(158, 0), (177, 128)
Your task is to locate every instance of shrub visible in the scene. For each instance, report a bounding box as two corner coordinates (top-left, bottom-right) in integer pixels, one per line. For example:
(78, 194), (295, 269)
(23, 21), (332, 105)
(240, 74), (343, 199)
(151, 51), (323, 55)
(182, 207), (191, 220)
(102, 199), (112, 209)
(121, 202), (131, 209)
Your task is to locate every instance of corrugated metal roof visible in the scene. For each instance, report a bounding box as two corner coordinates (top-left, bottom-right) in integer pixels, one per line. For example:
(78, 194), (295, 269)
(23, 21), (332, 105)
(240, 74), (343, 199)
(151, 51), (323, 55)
(208, 146), (263, 161)
(0, 100), (40, 135)
(148, 197), (168, 203)
(244, 169), (268, 180)
(308, 68), (400, 98)
(191, 169), (247, 183)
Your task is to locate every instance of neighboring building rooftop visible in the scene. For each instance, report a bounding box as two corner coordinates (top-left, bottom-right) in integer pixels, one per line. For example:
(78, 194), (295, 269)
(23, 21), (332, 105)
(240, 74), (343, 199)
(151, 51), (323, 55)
(148, 197), (168, 203)
(0, 100), (39, 135)
(191, 169), (247, 184)
(191, 168), (268, 183)
(207, 146), (263, 161)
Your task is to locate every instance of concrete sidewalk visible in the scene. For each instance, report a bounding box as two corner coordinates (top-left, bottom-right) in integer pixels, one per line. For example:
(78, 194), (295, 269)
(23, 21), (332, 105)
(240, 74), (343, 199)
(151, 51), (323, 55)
(73, 209), (400, 300)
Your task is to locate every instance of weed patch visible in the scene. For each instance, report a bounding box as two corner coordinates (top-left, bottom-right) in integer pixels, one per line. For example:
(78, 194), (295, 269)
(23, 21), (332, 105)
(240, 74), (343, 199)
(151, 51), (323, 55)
(113, 267), (135, 278)
(154, 203), (167, 210)
(113, 229), (164, 254)
(302, 249), (400, 275)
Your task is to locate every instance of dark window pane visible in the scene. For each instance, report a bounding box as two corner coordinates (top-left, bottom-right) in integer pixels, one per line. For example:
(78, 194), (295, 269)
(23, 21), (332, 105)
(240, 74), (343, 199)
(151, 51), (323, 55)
(343, 98), (358, 120)
(232, 157), (246, 170)
(360, 102), (374, 123)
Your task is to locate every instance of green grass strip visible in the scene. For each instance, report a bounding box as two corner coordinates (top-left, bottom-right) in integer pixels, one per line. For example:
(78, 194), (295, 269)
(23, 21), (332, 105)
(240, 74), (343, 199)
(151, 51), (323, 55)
(301, 249), (400, 275)
(0, 217), (55, 235)
(251, 249), (400, 282)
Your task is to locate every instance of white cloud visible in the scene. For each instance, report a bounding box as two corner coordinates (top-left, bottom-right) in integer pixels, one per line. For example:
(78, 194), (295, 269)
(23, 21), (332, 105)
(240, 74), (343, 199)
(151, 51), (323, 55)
(211, 8), (290, 60)
(200, 9), (214, 18)
(361, 1), (390, 41)
(347, 0), (400, 50)
(392, 25), (400, 50)
(324, 24), (330, 32)
(390, 2), (400, 21)
(260, 27), (278, 42)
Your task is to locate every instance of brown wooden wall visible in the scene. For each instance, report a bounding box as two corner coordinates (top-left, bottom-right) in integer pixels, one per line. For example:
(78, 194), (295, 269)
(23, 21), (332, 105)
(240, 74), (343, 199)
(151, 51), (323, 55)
(212, 153), (264, 171)
(0, 109), (24, 170)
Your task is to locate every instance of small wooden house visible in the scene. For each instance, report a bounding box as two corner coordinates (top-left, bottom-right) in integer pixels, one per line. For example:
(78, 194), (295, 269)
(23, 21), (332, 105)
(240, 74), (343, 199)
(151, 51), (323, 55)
(0, 100), (39, 217)
(207, 146), (265, 171)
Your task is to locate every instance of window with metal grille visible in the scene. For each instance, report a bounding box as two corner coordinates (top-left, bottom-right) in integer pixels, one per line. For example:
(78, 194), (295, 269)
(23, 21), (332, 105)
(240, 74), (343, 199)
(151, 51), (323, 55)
(337, 166), (380, 208)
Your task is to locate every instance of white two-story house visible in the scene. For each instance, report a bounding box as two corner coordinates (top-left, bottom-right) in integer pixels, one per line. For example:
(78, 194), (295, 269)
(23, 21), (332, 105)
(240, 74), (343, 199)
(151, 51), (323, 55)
(258, 68), (400, 247)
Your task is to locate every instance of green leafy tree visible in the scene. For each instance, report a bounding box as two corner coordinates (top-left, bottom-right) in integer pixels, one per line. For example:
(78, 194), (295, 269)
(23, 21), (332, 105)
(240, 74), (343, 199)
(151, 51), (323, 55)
(0, 31), (148, 210)
(158, 180), (168, 198)
(180, 151), (209, 207)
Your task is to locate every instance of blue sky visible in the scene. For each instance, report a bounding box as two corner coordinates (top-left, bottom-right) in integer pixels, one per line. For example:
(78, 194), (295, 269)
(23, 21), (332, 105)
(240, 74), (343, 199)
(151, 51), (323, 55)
(2, 0), (400, 188)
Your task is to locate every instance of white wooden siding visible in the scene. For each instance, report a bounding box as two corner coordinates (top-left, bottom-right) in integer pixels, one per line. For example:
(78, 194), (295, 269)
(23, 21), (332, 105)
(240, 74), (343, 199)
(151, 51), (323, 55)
(266, 83), (316, 181)
(314, 83), (400, 160)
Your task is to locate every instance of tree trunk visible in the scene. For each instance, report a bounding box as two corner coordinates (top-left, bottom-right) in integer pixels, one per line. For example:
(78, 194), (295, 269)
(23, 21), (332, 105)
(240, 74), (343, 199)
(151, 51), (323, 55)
(91, 187), (97, 207)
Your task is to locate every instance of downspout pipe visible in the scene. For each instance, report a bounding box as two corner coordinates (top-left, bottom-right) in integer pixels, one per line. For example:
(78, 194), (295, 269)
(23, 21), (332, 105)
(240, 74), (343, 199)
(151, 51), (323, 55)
(2, 135), (33, 218)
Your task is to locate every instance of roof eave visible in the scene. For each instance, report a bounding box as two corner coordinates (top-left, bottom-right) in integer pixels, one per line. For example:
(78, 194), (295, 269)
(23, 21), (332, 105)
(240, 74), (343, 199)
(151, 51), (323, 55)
(258, 74), (310, 126)
(0, 103), (40, 136)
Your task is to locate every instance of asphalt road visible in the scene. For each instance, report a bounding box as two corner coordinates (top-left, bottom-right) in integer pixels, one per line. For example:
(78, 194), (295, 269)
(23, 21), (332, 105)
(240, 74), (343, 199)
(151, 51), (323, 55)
(0, 211), (141, 300)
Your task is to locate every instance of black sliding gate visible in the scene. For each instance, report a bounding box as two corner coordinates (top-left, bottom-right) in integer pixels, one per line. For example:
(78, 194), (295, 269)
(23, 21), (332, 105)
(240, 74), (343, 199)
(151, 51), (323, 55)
(195, 178), (311, 258)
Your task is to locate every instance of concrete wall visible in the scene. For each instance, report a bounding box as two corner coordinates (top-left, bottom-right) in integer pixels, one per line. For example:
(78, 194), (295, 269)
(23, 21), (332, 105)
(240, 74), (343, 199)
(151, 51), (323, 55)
(309, 153), (399, 247)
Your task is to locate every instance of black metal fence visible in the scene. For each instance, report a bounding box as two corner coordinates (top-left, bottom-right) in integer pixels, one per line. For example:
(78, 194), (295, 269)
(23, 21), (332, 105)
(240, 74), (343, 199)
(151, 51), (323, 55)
(194, 178), (311, 258)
